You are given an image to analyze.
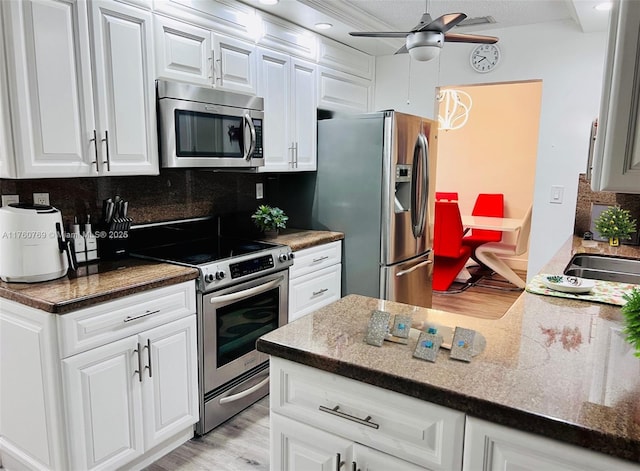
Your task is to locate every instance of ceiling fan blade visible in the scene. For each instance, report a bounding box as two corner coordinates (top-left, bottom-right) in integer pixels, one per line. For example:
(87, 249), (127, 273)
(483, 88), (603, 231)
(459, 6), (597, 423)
(410, 12), (433, 32)
(418, 13), (467, 33)
(444, 32), (499, 44)
(349, 31), (411, 38)
(394, 44), (409, 55)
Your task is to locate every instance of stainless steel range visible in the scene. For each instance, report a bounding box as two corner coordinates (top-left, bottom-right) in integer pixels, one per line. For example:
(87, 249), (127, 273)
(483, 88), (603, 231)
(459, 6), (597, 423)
(129, 217), (293, 435)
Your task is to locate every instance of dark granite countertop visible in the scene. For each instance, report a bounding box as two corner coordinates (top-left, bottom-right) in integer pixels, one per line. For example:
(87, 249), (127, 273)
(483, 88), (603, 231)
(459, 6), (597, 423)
(257, 236), (640, 463)
(256, 228), (344, 251)
(0, 259), (199, 313)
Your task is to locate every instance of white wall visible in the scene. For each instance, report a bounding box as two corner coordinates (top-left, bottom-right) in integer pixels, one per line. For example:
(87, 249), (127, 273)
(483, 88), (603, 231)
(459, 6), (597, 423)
(374, 20), (608, 277)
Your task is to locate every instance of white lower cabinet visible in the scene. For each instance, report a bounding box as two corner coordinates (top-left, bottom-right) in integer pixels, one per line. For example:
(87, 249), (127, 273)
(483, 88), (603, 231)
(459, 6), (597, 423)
(288, 241), (342, 322)
(272, 414), (424, 471)
(463, 417), (640, 471)
(0, 281), (198, 471)
(63, 316), (198, 470)
(270, 357), (465, 471)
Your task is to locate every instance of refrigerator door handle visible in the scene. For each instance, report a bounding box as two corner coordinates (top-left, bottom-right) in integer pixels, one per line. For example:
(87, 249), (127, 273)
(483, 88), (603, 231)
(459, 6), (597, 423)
(396, 258), (433, 277)
(411, 133), (429, 238)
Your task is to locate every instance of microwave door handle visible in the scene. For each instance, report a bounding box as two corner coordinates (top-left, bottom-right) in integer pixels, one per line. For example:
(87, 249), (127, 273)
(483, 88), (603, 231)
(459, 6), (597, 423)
(209, 275), (283, 304)
(243, 114), (256, 161)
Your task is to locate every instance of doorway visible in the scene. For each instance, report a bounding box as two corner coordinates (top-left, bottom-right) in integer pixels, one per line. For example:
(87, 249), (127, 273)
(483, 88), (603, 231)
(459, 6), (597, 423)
(435, 80), (542, 271)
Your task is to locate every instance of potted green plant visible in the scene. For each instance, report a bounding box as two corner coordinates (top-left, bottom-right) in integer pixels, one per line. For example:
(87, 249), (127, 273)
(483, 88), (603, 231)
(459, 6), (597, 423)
(622, 288), (640, 358)
(251, 205), (288, 237)
(593, 205), (637, 247)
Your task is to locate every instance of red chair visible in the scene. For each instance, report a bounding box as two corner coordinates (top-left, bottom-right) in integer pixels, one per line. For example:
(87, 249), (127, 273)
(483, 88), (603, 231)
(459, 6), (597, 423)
(435, 192), (459, 201)
(432, 201), (472, 291)
(462, 194), (504, 259)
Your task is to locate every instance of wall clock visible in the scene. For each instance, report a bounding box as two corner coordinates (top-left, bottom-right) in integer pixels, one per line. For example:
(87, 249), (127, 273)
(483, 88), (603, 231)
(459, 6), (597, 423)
(470, 44), (501, 73)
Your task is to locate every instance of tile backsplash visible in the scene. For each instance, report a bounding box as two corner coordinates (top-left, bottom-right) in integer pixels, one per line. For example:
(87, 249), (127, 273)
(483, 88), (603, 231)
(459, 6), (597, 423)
(574, 174), (640, 243)
(0, 170), (269, 229)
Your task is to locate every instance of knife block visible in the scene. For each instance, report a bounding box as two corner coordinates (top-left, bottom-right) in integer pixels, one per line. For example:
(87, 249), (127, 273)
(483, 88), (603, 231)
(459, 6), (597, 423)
(97, 218), (132, 260)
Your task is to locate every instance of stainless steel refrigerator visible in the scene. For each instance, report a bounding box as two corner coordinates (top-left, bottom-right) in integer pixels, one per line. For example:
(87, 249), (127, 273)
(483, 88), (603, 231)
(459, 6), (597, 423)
(308, 110), (437, 308)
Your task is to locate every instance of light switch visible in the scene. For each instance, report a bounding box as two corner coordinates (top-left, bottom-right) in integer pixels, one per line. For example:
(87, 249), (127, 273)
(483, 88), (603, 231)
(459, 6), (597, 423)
(550, 185), (564, 204)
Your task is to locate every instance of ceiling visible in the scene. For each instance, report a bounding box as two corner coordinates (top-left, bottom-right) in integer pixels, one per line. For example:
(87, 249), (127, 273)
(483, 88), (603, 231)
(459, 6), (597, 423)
(238, 0), (612, 56)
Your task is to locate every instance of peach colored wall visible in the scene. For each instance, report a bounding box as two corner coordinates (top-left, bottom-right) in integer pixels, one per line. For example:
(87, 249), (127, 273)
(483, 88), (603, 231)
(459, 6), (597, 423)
(436, 80), (542, 270)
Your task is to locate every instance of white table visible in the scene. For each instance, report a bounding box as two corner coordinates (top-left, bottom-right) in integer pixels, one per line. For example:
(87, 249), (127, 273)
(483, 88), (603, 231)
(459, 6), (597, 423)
(461, 215), (523, 232)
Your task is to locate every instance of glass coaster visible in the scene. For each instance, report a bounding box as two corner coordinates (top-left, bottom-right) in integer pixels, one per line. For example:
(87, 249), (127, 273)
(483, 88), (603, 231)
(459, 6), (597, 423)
(364, 310), (391, 346)
(450, 327), (476, 362)
(391, 315), (412, 338)
(413, 332), (443, 362)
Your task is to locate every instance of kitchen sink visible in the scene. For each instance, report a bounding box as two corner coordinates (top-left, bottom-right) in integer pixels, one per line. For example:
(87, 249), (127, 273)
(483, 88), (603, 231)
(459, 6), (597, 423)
(563, 254), (640, 285)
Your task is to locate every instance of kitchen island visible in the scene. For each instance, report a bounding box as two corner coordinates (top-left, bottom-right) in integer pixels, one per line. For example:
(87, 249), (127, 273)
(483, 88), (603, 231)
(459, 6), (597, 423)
(257, 236), (640, 469)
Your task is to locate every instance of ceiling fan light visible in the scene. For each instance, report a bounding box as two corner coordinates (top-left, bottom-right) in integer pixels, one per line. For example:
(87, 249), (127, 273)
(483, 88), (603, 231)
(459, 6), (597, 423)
(408, 45), (441, 61)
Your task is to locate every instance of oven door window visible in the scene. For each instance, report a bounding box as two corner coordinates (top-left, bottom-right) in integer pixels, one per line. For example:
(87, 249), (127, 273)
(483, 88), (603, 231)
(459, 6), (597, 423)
(175, 110), (244, 158)
(217, 287), (279, 368)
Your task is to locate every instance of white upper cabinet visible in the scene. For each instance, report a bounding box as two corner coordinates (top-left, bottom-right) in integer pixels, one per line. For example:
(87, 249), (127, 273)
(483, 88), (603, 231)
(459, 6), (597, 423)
(154, 15), (212, 86)
(153, 0), (257, 40)
(90, 0), (157, 176)
(318, 66), (372, 114)
(257, 47), (316, 172)
(155, 14), (257, 93)
(258, 14), (317, 60)
(212, 33), (257, 94)
(0, 1), (15, 179)
(317, 36), (375, 80)
(591, 0), (640, 193)
(2, 0), (157, 178)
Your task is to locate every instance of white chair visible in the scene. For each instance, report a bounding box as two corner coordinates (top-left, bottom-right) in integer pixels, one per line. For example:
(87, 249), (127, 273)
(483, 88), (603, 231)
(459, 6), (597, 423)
(475, 205), (533, 289)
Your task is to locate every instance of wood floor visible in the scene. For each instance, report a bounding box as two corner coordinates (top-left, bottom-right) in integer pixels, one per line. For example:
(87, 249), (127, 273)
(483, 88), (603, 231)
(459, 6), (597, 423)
(431, 267), (527, 320)
(145, 268), (525, 470)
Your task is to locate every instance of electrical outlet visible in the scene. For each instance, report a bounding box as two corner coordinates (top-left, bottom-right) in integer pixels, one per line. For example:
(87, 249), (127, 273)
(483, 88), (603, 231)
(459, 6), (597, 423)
(256, 183), (264, 200)
(1, 194), (19, 206)
(33, 192), (50, 205)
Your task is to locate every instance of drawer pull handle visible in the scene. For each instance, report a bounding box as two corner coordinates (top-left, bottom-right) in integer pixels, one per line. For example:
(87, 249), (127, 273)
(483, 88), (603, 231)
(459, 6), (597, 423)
(319, 405), (379, 429)
(312, 255), (329, 263)
(312, 288), (329, 296)
(124, 309), (161, 323)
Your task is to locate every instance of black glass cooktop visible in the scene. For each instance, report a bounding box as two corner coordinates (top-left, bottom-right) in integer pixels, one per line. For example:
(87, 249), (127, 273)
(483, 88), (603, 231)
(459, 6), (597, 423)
(132, 238), (277, 265)
(128, 217), (278, 266)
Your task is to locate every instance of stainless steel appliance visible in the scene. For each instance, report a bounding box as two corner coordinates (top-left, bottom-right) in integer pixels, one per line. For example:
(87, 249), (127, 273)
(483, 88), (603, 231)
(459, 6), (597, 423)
(129, 217), (293, 435)
(0, 203), (77, 282)
(287, 111), (436, 307)
(156, 79), (264, 169)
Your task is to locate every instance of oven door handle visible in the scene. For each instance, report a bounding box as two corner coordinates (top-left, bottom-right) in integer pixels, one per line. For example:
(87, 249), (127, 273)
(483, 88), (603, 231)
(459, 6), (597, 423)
(219, 375), (269, 405)
(209, 275), (284, 305)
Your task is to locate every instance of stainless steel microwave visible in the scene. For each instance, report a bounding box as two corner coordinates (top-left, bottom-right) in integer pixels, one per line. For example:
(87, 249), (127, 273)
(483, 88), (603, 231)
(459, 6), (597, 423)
(156, 80), (264, 169)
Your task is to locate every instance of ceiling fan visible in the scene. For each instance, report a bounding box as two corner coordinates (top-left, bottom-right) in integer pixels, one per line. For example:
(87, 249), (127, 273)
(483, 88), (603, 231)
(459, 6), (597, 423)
(349, 1), (499, 61)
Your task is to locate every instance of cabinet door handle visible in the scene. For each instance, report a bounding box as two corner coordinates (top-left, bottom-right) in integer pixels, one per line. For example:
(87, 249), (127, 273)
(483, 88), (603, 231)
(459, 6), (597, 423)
(351, 462), (358, 471)
(124, 309), (161, 323)
(319, 405), (379, 429)
(133, 342), (143, 382)
(89, 129), (99, 172)
(144, 338), (152, 378)
(312, 255), (329, 263)
(294, 142), (298, 168)
(101, 130), (111, 171)
(336, 453), (342, 471)
(312, 288), (328, 296)
(289, 143), (295, 168)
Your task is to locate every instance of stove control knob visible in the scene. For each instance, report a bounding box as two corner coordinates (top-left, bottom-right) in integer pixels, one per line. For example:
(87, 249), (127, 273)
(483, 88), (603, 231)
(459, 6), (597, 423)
(204, 273), (215, 283)
(215, 270), (226, 280)
(278, 253), (289, 263)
